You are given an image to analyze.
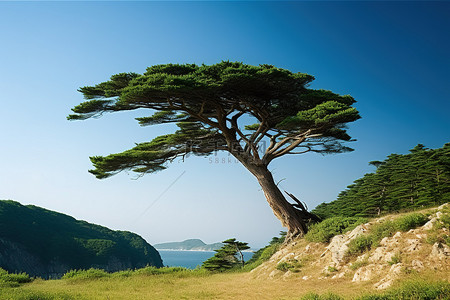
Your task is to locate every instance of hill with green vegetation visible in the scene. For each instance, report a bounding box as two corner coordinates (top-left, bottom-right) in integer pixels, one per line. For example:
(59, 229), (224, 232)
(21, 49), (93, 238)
(0, 200), (163, 278)
(313, 143), (450, 219)
(154, 239), (224, 251)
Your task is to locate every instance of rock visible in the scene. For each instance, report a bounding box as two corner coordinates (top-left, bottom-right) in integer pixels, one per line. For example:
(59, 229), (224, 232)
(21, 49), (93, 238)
(369, 247), (394, 264)
(436, 211), (443, 219)
(393, 232), (402, 239)
(430, 242), (450, 260)
(269, 269), (283, 278)
(411, 259), (424, 270)
(278, 252), (295, 263)
(302, 275), (310, 280)
(438, 203), (448, 210)
(304, 244), (312, 253)
(423, 218), (436, 230)
(283, 270), (294, 278)
(415, 233), (427, 239)
(352, 264), (383, 282)
(331, 272), (346, 279)
(404, 239), (421, 252)
(327, 224), (368, 265)
(374, 263), (403, 290)
(379, 237), (389, 246)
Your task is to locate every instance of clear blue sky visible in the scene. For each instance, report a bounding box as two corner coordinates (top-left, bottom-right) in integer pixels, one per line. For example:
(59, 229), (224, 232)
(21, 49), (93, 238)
(0, 2), (449, 249)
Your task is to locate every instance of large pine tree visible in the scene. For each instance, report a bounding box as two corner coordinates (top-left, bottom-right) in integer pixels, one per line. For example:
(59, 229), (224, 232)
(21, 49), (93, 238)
(69, 62), (360, 241)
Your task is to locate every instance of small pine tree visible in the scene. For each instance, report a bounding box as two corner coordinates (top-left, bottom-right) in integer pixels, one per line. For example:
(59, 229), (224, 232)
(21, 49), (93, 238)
(202, 238), (250, 271)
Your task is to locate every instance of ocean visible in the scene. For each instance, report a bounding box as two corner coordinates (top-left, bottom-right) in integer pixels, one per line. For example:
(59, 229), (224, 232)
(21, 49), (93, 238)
(158, 250), (254, 269)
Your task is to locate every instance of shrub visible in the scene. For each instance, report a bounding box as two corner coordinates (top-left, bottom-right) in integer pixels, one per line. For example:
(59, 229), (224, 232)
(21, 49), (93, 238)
(276, 261), (292, 272)
(305, 217), (367, 243)
(62, 268), (109, 280)
(347, 235), (372, 256)
(0, 268), (32, 287)
(388, 253), (401, 265)
(301, 293), (343, 300)
(350, 259), (368, 270)
(395, 213), (428, 231)
(243, 232), (284, 271)
(276, 259), (302, 273)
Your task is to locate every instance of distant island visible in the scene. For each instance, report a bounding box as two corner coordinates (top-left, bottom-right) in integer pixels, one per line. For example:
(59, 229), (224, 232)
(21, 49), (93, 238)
(154, 239), (224, 251)
(0, 200), (163, 278)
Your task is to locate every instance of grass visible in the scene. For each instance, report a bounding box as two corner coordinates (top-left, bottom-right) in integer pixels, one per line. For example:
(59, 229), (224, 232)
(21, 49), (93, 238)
(305, 217), (367, 243)
(302, 279), (450, 300)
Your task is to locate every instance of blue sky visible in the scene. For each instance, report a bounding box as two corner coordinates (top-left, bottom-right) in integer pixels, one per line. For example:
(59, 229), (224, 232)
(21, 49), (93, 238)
(0, 1), (449, 248)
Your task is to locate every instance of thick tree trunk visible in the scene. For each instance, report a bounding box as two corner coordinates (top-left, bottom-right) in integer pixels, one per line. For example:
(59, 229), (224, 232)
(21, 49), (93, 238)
(248, 165), (308, 242)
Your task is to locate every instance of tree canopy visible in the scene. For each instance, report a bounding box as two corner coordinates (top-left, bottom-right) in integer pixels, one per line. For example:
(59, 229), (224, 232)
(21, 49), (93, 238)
(313, 143), (450, 219)
(69, 61), (360, 240)
(201, 238), (250, 271)
(69, 62), (360, 179)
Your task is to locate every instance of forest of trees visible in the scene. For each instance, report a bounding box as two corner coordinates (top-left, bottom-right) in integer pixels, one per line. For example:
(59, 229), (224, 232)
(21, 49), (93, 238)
(312, 144), (450, 219)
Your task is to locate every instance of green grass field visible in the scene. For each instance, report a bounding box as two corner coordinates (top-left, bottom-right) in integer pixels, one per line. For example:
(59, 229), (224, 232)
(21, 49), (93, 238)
(1, 267), (448, 300)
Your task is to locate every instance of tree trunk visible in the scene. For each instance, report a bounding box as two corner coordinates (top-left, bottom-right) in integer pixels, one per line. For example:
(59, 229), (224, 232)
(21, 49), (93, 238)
(248, 165), (307, 243)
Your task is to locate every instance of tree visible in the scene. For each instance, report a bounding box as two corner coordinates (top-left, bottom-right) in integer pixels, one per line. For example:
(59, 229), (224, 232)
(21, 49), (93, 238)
(68, 62), (361, 241)
(312, 143), (450, 219)
(202, 238), (250, 271)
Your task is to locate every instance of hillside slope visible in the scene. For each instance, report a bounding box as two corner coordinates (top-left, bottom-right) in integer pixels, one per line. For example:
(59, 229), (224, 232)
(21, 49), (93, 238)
(0, 200), (163, 278)
(252, 203), (449, 291)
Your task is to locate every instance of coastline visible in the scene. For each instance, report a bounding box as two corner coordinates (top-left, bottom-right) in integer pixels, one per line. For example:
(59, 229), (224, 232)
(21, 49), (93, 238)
(157, 249), (254, 252)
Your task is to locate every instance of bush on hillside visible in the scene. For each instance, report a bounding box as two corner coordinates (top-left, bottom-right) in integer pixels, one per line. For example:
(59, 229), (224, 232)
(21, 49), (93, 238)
(0, 268), (32, 287)
(305, 217), (367, 243)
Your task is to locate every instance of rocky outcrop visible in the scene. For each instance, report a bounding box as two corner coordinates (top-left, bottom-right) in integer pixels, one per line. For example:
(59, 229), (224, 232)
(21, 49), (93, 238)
(252, 203), (449, 291)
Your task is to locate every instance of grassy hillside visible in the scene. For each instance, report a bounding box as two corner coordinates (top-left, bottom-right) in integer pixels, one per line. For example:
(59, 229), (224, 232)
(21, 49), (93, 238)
(313, 143), (450, 219)
(0, 205), (449, 299)
(0, 200), (162, 278)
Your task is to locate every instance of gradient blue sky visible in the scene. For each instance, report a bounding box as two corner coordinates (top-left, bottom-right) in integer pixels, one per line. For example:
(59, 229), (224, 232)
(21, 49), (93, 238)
(0, 1), (449, 248)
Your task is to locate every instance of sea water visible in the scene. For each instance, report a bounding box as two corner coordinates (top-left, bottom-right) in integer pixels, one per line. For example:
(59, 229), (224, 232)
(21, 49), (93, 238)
(158, 250), (254, 269)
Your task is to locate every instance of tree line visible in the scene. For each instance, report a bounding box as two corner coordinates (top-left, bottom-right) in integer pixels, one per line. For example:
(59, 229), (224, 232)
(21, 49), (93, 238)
(313, 143), (450, 219)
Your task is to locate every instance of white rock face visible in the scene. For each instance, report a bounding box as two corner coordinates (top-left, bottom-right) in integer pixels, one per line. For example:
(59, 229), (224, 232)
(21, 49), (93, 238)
(423, 218), (436, 230)
(374, 263), (403, 289)
(430, 242), (450, 260)
(411, 259), (424, 270)
(404, 239), (421, 252)
(368, 247), (394, 264)
(269, 269), (283, 278)
(327, 225), (368, 265)
(352, 264), (383, 282)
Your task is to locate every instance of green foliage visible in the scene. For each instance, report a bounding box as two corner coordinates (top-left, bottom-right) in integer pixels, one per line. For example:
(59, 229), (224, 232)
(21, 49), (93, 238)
(302, 280), (450, 300)
(0, 268), (32, 287)
(394, 213), (428, 231)
(276, 259), (302, 273)
(313, 144), (450, 219)
(304, 217), (367, 243)
(243, 232), (285, 271)
(0, 200), (162, 278)
(301, 293), (343, 300)
(347, 213), (428, 256)
(201, 238), (250, 272)
(350, 258), (369, 270)
(69, 61), (360, 179)
(388, 253), (402, 265)
(358, 280), (450, 300)
(62, 268), (109, 280)
(347, 235), (373, 256)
